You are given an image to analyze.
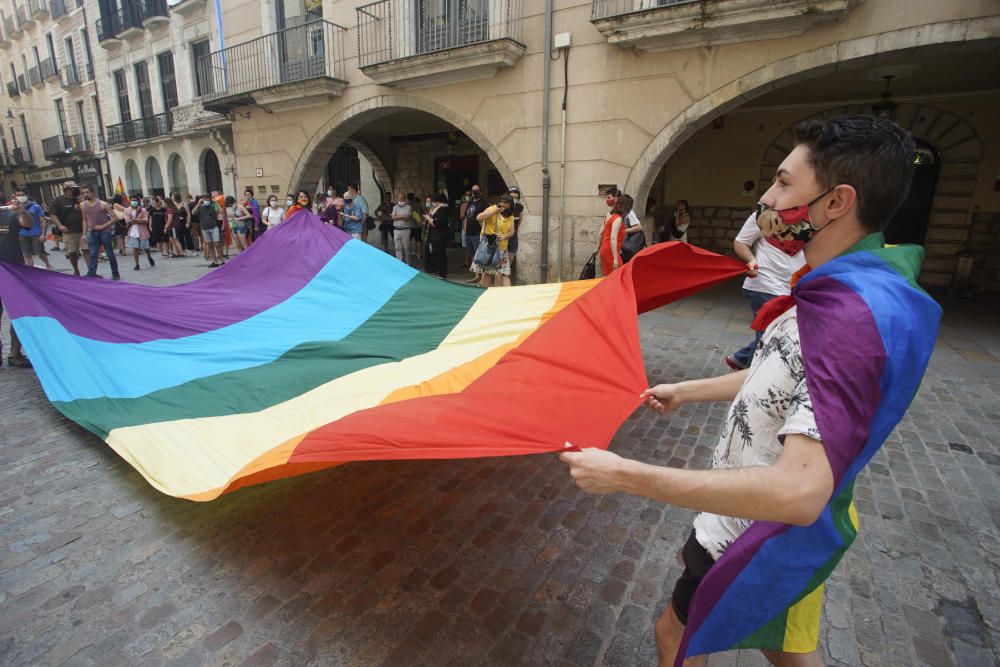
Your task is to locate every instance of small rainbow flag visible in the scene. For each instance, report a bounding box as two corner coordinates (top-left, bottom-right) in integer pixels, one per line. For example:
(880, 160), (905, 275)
(678, 234), (941, 662)
(114, 176), (125, 198)
(0, 212), (745, 501)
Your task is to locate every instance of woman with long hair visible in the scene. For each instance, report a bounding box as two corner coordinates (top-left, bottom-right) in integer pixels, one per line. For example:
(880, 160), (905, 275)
(284, 190), (312, 220)
(471, 194), (516, 288)
(225, 195), (252, 252)
(672, 199), (691, 242)
(598, 194), (631, 276)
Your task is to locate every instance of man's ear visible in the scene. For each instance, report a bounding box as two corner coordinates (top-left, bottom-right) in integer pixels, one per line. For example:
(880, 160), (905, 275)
(826, 184), (857, 221)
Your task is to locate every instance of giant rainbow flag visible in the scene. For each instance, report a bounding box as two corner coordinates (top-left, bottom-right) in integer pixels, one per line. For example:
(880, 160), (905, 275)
(0, 212), (745, 501)
(678, 233), (941, 662)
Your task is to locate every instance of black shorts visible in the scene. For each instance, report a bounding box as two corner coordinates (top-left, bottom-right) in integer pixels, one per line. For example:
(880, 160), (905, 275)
(670, 530), (716, 625)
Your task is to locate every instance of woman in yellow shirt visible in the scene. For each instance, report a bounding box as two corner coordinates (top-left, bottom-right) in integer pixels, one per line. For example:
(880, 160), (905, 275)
(471, 194), (516, 287)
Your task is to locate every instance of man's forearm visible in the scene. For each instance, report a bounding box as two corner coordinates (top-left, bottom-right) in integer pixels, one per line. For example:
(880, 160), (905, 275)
(677, 370), (747, 404)
(617, 455), (823, 526)
(733, 241), (755, 265)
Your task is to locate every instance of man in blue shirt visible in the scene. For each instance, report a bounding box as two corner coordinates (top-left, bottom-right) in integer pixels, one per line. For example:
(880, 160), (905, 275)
(341, 193), (365, 239)
(14, 189), (54, 270)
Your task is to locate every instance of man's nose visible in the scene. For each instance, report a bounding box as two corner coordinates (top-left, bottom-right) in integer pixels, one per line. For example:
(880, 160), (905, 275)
(758, 183), (778, 208)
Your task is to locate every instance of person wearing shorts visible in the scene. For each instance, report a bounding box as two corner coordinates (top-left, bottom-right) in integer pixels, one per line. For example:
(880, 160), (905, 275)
(49, 181), (89, 275)
(13, 189), (54, 270)
(196, 194), (224, 267)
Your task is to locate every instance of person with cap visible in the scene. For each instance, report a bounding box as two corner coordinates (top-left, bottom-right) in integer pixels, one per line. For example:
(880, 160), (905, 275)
(48, 181), (89, 276)
(341, 191), (365, 240)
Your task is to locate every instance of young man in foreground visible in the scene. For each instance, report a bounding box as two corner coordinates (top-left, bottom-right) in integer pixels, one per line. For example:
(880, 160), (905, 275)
(561, 116), (941, 666)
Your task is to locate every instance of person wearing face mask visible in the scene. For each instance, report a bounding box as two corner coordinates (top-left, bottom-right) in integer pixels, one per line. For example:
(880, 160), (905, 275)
(48, 181), (89, 275)
(317, 194), (339, 227)
(340, 192), (364, 240)
(423, 192), (450, 279)
(472, 194), (516, 287)
(171, 192), (194, 256)
(724, 194), (808, 371)
(243, 188), (263, 242)
(462, 185), (485, 281)
(562, 116), (940, 667)
(12, 189), (54, 270)
(123, 195), (156, 271)
(597, 194), (630, 276)
(195, 193), (225, 267)
(346, 183), (370, 243)
(284, 191), (311, 221)
(390, 192), (412, 264)
(375, 192), (394, 253)
(262, 195), (285, 229)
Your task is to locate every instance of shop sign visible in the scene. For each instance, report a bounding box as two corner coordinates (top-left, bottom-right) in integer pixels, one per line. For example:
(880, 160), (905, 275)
(26, 166), (74, 183)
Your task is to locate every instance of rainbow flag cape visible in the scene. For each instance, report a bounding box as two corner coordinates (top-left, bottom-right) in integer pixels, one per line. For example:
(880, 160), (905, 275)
(678, 233), (941, 662)
(0, 212), (745, 501)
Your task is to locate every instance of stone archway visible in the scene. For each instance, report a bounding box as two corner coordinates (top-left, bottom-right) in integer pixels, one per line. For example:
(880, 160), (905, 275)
(343, 138), (393, 196)
(622, 17), (998, 212)
(124, 159), (142, 196)
(288, 94), (517, 194)
(168, 153), (188, 196)
(758, 103), (981, 287)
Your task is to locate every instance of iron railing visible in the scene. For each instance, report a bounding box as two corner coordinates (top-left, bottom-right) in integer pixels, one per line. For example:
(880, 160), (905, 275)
(17, 73), (30, 93)
(6, 81), (19, 97)
(28, 65), (42, 86)
(13, 146), (33, 165)
(591, 0), (690, 20)
(61, 62), (81, 87)
(117, 3), (143, 32)
(356, 0), (523, 68)
(197, 20), (346, 102)
(42, 133), (91, 158)
(2, 16), (14, 38)
(28, 0), (48, 18)
(141, 0), (168, 22)
(96, 17), (118, 42)
(40, 57), (58, 80)
(106, 112), (173, 146)
(14, 4), (29, 28)
(50, 0), (68, 19)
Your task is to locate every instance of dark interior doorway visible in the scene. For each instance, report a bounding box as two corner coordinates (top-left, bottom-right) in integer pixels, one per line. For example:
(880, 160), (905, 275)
(885, 142), (939, 246)
(203, 149), (223, 194)
(326, 144), (360, 195)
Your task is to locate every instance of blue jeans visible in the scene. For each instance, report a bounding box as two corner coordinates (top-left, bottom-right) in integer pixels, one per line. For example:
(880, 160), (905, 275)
(464, 233), (480, 263)
(731, 289), (778, 368)
(87, 229), (120, 277)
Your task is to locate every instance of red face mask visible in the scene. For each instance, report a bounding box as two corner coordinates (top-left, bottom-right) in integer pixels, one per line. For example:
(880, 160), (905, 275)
(605, 196), (616, 208)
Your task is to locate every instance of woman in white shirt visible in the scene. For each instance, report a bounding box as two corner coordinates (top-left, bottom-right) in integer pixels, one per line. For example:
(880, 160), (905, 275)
(262, 196), (285, 229)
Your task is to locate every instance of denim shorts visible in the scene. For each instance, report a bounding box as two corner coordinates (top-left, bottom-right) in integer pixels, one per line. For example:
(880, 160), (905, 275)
(202, 227), (221, 243)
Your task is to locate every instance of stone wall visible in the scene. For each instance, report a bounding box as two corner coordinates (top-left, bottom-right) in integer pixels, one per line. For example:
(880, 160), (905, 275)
(684, 207), (749, 257)
(969, 212), (1000, 294)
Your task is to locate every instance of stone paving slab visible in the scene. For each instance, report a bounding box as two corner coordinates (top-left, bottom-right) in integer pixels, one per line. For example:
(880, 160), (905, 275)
(1, 246), (998, 666)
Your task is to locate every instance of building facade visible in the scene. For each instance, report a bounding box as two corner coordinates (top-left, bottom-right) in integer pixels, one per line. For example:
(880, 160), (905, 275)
(0, 0), (108, 203)
(91, 0), (234, 199)
(197, 0), (1000, 292)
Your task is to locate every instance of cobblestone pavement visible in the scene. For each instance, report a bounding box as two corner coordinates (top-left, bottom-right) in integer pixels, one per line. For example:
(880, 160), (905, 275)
(1, 244), (998, 666)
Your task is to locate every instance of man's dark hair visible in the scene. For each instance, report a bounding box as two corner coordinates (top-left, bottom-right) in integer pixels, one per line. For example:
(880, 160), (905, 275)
(605, 187), (622, 198)
(347, 182), (359, 191)
(792, 116), (914, 232)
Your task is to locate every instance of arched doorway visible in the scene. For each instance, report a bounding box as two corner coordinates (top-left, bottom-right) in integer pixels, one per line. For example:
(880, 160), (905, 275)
(145, 156), (165, 197)
(124, 159), (142, 196)
(887, 142), (940, 246)
(326, 144), (360, 196)
(168, 153), (188, 196)
(202, 149), (223, 194)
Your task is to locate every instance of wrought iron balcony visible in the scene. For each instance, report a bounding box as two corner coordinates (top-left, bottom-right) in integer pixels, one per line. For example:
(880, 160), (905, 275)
(356, 0), (525, 89)
(141, 0), (169, 28)
(28, 65), (42, 87)
(96, 17), (121, 46)
(197, 20), (347, 113)
(106, 112), (173, 146)
(116, 3), (144, 37)
(13, 146), (34, 166)
(590, 0), (860, 52)
(42, 133), (92, 159)
(15, 4), (31, 28)
(17, 73), (30, 94)
(50, 0), (68, 20)
(6, 81), (19, 97)
(61, 63), (81, 88)
(28, 0), (47, 19)
(40, 57), (58, 81)
(2, 17), (14, 42)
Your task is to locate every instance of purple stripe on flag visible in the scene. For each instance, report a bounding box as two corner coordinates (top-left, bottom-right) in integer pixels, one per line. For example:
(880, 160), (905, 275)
(0, 213), (347, 344)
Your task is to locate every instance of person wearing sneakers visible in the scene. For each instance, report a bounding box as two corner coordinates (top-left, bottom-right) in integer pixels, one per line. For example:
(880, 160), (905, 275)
(724, 210), (806, 371)
(13, 189), (54, 270)
(0, 206), (32, 367)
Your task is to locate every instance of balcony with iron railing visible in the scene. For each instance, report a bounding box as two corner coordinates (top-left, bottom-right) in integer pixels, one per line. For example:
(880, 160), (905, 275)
(6, 81), (19, 97)
(40, 57), (58, 81)
(141, 0), (169, 28)
(28, 0), (48, 19)
(106, 112), (173, 146)
(96, 17), (122, 47)
(590, 0), (860, 51)
(116, 4), (144, 38)
(28, 65), (42, 87)
(15, 3), (31, 29)
(1, 16), (14, 44)
(42, 133), (94, 159)
(13, 146), (34, 166)
(197, 20), (347, 113)
(17, 73), (30, 94)
(61, 62), (81, 88)
(50, 0), (69, 20)
(356, 0), (525, 89)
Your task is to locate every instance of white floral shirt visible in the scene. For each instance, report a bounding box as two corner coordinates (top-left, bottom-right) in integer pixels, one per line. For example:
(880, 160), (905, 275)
(693, 305), (822, 560)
